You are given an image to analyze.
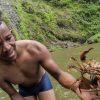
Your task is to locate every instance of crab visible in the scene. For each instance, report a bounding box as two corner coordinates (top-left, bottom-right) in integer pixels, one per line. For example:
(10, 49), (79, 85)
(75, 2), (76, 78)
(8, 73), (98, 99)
(68, 48), (100, 93)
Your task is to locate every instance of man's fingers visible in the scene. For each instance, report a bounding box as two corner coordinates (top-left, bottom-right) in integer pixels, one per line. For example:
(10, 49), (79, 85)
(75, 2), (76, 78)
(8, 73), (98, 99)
(83, 88), (100, 92)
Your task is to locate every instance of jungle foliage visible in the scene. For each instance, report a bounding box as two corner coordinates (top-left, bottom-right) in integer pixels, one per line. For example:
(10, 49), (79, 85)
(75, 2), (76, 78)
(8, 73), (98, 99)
(2, 0), (100, 45)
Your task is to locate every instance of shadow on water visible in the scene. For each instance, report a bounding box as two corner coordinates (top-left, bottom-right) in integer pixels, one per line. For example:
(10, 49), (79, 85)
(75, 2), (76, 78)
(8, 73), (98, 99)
(0, 43), (100, 100)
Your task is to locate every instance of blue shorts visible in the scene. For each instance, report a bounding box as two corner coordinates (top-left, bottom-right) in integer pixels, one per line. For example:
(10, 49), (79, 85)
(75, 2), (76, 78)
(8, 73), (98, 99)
(18, 73), (53, 97)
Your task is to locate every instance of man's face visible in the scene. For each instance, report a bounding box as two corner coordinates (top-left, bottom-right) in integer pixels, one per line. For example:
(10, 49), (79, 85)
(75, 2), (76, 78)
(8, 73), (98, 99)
(0, 22), (17, 61)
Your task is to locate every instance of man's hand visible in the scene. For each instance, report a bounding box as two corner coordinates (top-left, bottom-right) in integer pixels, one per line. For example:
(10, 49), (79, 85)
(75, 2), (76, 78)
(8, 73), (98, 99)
(10, 93), (25, 100)
(73, 79), (99, 100)
(76, 88), (98, 100)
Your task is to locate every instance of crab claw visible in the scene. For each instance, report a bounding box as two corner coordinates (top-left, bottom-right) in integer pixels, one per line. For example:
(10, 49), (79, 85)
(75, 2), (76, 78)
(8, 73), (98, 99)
(80, 48), (93, 62)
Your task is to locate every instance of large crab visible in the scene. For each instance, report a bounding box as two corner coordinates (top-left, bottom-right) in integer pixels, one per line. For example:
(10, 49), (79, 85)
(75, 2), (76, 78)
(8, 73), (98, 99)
(68, 48), (100, 93)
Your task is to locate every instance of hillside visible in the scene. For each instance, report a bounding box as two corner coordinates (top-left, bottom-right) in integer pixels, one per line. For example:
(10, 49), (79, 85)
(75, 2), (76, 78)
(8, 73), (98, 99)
(0, 0), (100, 48)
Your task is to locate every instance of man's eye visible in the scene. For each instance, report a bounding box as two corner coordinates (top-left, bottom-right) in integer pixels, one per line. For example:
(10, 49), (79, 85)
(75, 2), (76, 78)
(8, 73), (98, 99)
(6, 37), (11, 41)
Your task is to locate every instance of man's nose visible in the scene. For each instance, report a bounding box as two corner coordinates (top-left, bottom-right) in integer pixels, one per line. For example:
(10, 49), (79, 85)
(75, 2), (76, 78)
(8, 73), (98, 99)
(3, 42), (11, 53)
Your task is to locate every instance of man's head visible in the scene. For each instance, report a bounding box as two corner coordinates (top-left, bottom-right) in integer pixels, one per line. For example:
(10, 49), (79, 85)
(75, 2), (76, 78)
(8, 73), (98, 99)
(0, 21), (17, 61)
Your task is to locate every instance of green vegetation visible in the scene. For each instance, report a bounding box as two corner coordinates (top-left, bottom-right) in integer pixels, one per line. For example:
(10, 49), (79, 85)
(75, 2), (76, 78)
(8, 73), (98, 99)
(2, 0), (100, 45)
(0, 11), (10, 25)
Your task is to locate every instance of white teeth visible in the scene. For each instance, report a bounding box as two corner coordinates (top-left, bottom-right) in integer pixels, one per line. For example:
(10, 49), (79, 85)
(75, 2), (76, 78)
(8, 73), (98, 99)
(8, 51), (15, 59)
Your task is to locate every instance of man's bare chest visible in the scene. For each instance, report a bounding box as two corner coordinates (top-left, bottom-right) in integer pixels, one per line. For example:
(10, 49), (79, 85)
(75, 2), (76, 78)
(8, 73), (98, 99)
(0, 59), (41, 85)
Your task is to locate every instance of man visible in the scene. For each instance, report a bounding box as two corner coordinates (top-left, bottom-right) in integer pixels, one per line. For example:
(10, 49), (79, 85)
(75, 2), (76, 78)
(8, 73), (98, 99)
(0, 21), (98, 100)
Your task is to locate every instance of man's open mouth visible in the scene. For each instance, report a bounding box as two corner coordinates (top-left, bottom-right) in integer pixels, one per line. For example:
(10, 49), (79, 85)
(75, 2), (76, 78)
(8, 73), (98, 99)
(1, 49), (16, 61)
(8, 51), (15, 59)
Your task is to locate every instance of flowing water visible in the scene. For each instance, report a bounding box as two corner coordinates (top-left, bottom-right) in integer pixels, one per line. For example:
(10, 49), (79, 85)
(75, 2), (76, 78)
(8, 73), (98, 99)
(0, 43), (100, 100)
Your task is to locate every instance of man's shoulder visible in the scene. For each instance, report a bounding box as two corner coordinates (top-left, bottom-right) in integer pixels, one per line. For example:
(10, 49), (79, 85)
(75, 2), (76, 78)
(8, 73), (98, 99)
(16, 40), (43, 47)
(16, 40), (47, 53)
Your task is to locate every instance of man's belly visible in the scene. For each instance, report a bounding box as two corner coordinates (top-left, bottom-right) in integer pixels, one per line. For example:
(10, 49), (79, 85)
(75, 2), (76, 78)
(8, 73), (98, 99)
(4, 70), (45, 86)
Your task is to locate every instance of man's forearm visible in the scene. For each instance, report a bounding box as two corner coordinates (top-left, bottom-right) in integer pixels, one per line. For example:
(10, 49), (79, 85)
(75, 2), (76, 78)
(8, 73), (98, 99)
(0, 80), (18, 96)
(0, 81), (25, 100)
(57, 71), (78, 92)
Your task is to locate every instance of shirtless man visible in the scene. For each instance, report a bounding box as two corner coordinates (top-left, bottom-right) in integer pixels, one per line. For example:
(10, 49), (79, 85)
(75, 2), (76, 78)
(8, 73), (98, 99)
(0, 21), (98, 100)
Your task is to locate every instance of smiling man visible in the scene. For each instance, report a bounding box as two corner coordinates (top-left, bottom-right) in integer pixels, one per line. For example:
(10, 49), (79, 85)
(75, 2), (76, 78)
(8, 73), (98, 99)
(0, 21), (98, 100)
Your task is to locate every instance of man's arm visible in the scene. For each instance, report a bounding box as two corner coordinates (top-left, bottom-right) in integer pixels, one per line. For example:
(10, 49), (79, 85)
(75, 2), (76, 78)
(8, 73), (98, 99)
(39, 45), (77, 91)
(0, 80), (24, 100)
(39, 44), (98, 100)
(0, 80), (17, 96)
(43, 60), (77, 90)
